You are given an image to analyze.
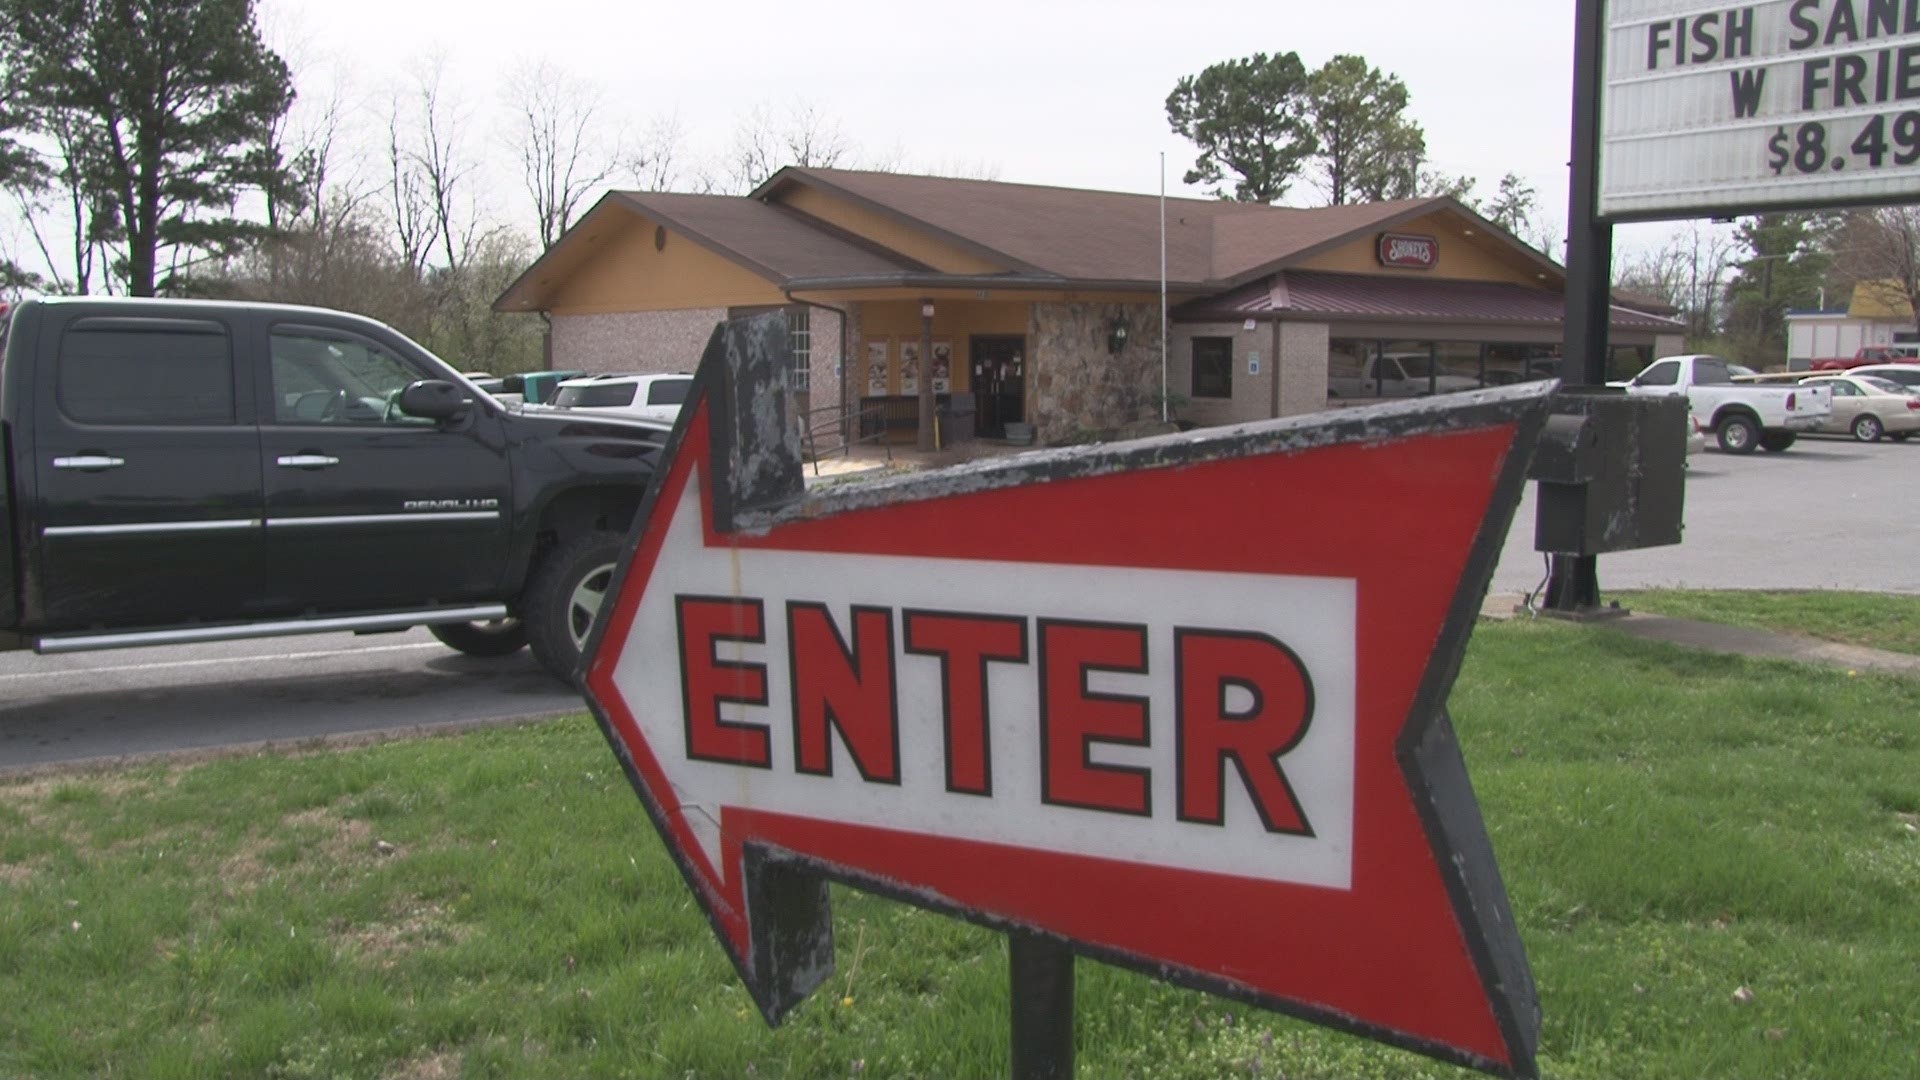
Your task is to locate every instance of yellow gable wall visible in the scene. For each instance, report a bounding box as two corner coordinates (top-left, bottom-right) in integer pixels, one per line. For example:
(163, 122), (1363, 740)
(778, 186), (1010, 276)
(1292, 210), (1554, 287)
(545, 213), (789, 315)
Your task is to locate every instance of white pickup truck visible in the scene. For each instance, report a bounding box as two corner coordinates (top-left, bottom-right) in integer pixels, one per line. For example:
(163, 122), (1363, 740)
(1617, 354), (1831, 454)
(1328, 352), (1481, 399)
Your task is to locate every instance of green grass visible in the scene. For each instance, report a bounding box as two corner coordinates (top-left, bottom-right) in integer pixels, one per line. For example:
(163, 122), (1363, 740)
(3, 621), (1918, 1079)
(1619, 589), (1920, 656)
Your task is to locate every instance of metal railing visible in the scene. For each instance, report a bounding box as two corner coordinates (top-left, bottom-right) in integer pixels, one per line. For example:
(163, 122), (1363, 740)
(797, 397), (893, 476)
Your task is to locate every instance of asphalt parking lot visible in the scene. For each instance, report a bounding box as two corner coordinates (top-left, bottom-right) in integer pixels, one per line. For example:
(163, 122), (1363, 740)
(1491, 434), (1920, 596)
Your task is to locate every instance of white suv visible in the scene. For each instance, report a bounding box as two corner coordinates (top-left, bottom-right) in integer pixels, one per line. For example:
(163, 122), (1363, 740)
(547, 373), (693, 423)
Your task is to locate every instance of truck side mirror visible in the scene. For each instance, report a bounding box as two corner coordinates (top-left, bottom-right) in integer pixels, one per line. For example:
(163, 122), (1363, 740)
(398, 380), (469, 421)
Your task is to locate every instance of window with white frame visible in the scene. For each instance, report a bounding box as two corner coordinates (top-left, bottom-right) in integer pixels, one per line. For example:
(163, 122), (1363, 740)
(787, 307), (812, 392)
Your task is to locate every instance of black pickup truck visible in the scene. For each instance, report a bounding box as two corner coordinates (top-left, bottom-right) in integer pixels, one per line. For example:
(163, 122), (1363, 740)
(0, 297), (666, 680)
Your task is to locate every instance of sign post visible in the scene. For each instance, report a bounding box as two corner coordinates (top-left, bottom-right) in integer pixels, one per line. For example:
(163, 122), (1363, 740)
(1551, 0), (1617, 611)
(581, 314), (1549, 1078)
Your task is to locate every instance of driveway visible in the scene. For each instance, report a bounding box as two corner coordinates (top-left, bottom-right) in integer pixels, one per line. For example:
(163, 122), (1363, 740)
(0, 630), (582, 774)
(5, 436), (1914, 774)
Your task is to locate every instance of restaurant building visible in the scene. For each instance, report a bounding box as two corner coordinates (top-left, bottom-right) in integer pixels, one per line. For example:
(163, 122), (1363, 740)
(494, 167), (1684, 444)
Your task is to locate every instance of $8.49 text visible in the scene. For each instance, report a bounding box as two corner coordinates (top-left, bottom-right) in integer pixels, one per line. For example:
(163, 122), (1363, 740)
(1768, 113), (1920, 176)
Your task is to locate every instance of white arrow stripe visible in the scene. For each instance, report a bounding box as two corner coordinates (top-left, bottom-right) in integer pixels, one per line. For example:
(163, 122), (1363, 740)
(613, 468), (1358, 890)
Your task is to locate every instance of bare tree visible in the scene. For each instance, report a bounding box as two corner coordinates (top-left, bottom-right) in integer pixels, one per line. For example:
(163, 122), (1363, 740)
(726, 100), (852, 193)
(383, 97), (442, 278)
(1836, 207), (1920, 334)
(382, 60), (486, 275)
(505, 60), (617, 250)
(627, 111), (685, 192)
(8, 109), (110, 294)
(1615, 222), (1738, 341)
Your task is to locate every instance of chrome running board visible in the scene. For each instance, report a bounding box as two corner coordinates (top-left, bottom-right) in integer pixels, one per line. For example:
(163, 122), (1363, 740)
(34, 604), (510, 655)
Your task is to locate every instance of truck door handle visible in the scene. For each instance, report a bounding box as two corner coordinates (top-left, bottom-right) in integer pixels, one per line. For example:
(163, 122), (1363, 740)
(276, 454), (341, 469)
(52, 455), (125, 471)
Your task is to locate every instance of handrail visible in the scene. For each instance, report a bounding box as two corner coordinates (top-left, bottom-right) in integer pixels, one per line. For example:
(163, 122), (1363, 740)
(796, 398), (893, 477)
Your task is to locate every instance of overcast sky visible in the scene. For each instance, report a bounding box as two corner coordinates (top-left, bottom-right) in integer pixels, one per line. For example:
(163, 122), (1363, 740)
(5, 0), (1691, 283)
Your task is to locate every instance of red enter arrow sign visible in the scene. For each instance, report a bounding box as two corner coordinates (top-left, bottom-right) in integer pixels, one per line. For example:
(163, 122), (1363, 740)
(583, 317), (1546, 1079)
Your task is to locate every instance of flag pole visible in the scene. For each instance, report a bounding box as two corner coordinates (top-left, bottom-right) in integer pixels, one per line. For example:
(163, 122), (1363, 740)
(1160, 152), (1169, 424)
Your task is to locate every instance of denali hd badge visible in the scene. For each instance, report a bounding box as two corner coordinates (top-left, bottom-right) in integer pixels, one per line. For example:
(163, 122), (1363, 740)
(403, 498), (502, 512)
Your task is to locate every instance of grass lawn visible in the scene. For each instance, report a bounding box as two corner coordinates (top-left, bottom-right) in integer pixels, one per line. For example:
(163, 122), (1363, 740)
(1617, 589), (1920, 657)
(3, 620), (1918, 1079)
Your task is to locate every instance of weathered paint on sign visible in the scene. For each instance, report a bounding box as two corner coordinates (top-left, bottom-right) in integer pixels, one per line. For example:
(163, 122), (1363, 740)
(581, 315), (1548, 1078)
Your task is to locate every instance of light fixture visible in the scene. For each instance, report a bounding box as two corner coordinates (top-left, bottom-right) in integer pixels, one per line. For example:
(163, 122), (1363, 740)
(1108, 316), (1130, 354)
(921, 302), (936, 319)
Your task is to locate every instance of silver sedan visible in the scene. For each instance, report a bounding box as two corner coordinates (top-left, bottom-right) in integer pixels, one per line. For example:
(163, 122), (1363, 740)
(1799, 374), (1920, 442)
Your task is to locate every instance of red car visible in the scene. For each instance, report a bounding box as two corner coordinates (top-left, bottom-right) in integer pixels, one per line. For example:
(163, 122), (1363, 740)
(1808, 345), (1920, 371)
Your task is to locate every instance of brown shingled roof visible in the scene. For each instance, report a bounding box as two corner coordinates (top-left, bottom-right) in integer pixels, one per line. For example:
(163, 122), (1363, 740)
(613, 192), (913, 281)
(758, 168), (1465, 286)
(499, 168), (1580, 313)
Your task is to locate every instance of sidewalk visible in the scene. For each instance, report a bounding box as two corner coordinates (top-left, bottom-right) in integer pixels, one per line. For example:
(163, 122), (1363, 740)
(1480, 593), (1920, 678)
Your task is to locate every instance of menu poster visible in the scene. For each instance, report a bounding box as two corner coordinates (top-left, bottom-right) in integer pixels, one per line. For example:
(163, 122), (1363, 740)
(866, 340), (889, 395)
(899, 340), (920, 395)
(932, 339), (952, 393)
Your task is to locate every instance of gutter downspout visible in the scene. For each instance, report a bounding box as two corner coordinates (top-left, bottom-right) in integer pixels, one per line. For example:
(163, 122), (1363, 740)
(786, 292), (852, 445)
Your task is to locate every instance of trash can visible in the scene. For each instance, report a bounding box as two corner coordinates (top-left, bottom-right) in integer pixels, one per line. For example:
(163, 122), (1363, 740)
(945, 392), (976, 445)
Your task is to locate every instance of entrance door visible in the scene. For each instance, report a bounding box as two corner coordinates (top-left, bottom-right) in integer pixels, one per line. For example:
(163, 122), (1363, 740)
(971, 336), (1026, 438)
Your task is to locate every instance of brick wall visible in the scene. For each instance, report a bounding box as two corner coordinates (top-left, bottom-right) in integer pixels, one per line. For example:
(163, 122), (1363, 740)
(1277, 322), (1331, 416)
(550, 309), (727, 375)
(1169, 320), (1275, 427)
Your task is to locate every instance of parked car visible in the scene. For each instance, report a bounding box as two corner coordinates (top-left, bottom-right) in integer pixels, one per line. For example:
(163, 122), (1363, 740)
(1808, 345), (1920, 371)
(1617, 354), (1832, 453)
(0, 297), (671, 680)
(505, 369), (587, 406)
(548, 373), (694, 423)
(1328, 352), (1481, 399)
(1796, 374), (1920, 442)
(1846, 363), (1920, 395)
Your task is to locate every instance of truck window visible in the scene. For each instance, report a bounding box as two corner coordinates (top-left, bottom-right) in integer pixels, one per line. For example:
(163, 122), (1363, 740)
(553, 383), (638, 408)
(58, 321), (234, 425)
(1693, 358), (1734, 384)
(646, 378), (692, 406)
(1635, 360), (1681, 387)
(270, 327), (433, 425)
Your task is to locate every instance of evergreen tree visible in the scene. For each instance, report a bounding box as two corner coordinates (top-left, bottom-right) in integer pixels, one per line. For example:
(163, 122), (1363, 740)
(1165, 53), (1317, 203)
(0, 0), (296, 295)
(1725, 214), (1833, 362)
(1306, 55), (1424, 205)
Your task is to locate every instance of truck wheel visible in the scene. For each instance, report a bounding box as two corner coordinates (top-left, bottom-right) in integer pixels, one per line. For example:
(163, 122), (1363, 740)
(1852, 415), (1884, 442)
(524, 531), (625, 681)
(1759, 431), (1797, 452)
(430, 618), (528, 657)
(1716, 414), (1759, 454)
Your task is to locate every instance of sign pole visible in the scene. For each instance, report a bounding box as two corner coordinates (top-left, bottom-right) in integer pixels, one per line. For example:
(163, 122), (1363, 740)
(1009, 933), (1075, 1080)
(1549, 0), (1614, 613)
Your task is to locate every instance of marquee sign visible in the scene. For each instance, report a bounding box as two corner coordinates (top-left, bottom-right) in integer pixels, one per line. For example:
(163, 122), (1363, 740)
(1377, 232), (1440, 269)
(581, 315), (1546, 1078)
(1600, 0), (1920, 220)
